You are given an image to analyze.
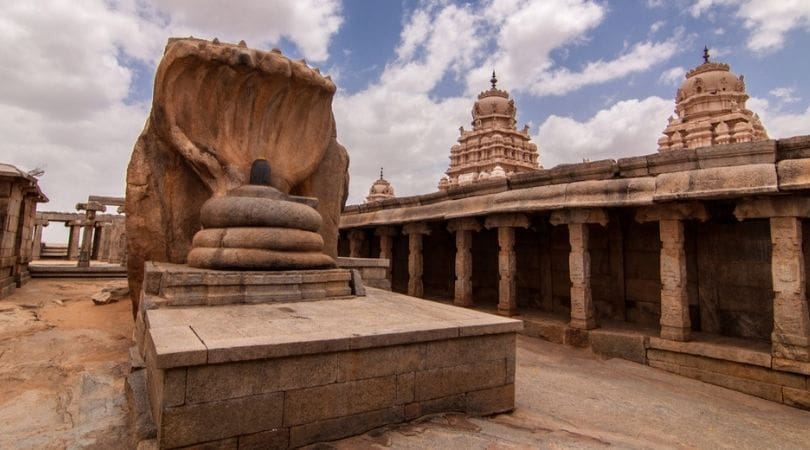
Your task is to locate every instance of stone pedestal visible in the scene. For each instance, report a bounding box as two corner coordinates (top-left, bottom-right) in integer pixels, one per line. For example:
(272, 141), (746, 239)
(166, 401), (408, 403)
(403, 223), (431, 298)
(135, 275), (521, 449)
(447, 218), (480, 307)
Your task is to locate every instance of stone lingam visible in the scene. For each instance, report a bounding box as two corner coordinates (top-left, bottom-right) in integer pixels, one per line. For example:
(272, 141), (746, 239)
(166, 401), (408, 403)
(187, 159), (336, 271)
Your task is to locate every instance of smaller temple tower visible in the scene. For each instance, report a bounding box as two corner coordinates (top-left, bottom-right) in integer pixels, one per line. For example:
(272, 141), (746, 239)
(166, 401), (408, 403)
(658, 47), (768, 151)
(365, 168), (396, 203)
(439, 72), (540, 190)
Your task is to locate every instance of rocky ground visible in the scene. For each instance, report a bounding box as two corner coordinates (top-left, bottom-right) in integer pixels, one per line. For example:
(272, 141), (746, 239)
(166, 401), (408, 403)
(2, 279), (810, 449)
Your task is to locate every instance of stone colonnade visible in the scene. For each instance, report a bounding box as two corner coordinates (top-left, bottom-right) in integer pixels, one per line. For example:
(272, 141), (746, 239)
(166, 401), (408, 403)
(342, 200), (810, 361)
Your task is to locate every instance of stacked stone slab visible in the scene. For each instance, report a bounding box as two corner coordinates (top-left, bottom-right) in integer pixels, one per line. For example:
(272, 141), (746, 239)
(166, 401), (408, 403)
(0, 163), (47, 298)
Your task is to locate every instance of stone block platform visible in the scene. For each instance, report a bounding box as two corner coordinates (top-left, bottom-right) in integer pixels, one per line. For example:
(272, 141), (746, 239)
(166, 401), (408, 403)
(141, 262), (355, 308)
(138, 287), (521, 448)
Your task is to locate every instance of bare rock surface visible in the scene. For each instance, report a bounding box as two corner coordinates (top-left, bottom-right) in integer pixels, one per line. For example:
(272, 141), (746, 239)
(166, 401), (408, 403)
(0, 279), (132, 449)
(126, 37), (349, 312)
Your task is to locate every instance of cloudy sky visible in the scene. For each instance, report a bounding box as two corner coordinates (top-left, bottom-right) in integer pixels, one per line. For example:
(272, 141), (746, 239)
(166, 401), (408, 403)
(3, 0), (810, 225)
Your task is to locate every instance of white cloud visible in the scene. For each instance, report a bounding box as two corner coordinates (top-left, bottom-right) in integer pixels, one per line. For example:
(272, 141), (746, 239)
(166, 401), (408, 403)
(658, 66), (685, 86)
(527, 36), (681, 96)
(769, 87), (800, 104)
(748, 97), (810, 139)
(650, 20), (666, 34)
(0, 0), (344, 216)
(690, 0), (810, 53)
(536, 97), (673, 167)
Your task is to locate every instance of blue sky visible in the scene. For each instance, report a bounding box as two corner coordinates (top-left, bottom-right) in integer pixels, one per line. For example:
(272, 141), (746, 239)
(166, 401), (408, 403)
(2, 0), (809, 243)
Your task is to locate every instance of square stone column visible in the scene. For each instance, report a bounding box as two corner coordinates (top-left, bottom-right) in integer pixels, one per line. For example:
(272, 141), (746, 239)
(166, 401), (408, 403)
(374, 226), (397, 281)
(770, 217), (810, 362)
(348, 229), (366, 258)
(447, 218), (481, 307)
(659, 219), (691, 341)
(735, 197), (810, 363)
(485, 214), (529, 317)
(31, 219), (48, 260)
(66, 220), (81, 260)
(551, 209), (608, 330)
(402, 223), (431, 298)
(75, 201), (105, 268)
(637, 202), (708, 342)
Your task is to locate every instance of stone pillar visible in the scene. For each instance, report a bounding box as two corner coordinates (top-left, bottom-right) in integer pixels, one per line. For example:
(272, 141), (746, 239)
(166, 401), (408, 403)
(348, 229), (365, 258)
(402, 223), (431, 298)
(31, 219), (48, 260)
(75, 201), (105, 268)
(659, 219), (690, 341)
(484, 214), (530, 316)
(374, 226), (397, 281)
(66, 221), (81, 260)
(770, 217), (810, 362)
(637, 203), (708, 341)
(735, 197), (810, 363)
(551, 209), (609, 330)
(447, 218), (481, 307)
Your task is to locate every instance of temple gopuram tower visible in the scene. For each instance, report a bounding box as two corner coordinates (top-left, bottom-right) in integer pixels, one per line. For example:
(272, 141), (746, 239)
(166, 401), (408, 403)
(658, 47), (768, 151)
(365, 168), (396, 203)
(439, 72), (540, 190)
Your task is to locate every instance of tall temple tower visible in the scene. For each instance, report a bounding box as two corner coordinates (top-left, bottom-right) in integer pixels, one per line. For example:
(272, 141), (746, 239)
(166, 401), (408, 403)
(439, 72), (540, 190)
(365, 168), (396, 203)
(658, 47), (768, 151)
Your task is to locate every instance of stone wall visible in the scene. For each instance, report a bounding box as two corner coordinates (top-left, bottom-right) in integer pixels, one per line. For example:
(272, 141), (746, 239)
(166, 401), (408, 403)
(0, 167), (45, 298)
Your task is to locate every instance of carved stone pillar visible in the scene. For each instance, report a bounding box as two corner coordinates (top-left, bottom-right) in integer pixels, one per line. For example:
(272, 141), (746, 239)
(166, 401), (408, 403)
(447, 218), (481, 307)
(76, 201), (105, 268)
(770, 217), (810, 362)
(637, 203), (708, 341)
(402, 223), (431, 298)
(348, 229), (365, 258)
(735, 197), (810, 364)
(66, 220), (81, 260)
(484, 214), (529, 316)
(375, 226), (398, 281)
(551, 209), (608, 330)
(31, 219), (48, 260)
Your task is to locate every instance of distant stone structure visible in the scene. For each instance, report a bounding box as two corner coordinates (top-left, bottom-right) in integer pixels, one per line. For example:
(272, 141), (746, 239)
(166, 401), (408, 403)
(339, 56), (810, 410)
(0, 163), (47, 298)
(658, 47), (768, 151)
(439, 72), (540, 190)
(365, 168), (396, 203)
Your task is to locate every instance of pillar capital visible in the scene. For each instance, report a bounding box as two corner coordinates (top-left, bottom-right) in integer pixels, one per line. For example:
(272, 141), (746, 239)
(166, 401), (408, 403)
(550, 208), (608, 226)
(76, 201), (106, 213)
(447, 217), (481, 233)
(484, 213), (529, 230)
(34, 219), (49, 226)
(635, 202), (709, 223)
(735, 196), (810, 220)
(374, 226), (398, 237)
(402, 222), (431, 236)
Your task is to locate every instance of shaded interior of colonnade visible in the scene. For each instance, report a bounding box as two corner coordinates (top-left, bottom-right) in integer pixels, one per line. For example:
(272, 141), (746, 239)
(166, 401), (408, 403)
(339, 200), (778, 343)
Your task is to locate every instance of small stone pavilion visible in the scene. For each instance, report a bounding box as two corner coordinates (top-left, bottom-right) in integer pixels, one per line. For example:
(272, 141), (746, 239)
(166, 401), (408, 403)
(339, 55), (810, 409)
(0, 163), (47, 297)
(438, 72), (540, 190)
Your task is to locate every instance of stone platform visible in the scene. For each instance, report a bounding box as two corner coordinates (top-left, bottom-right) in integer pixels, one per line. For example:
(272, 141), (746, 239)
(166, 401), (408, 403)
(140, 262), (356, 308)
(137, 287), (521, 448)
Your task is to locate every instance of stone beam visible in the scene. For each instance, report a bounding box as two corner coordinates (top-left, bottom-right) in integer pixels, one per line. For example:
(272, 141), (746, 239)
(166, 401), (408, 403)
(549, 208), (609, 226)
(635, 202), (709, 223)
(88, 195), (125, 207)
(483, 213), (529, 230)
(735, 196), (810, 220)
